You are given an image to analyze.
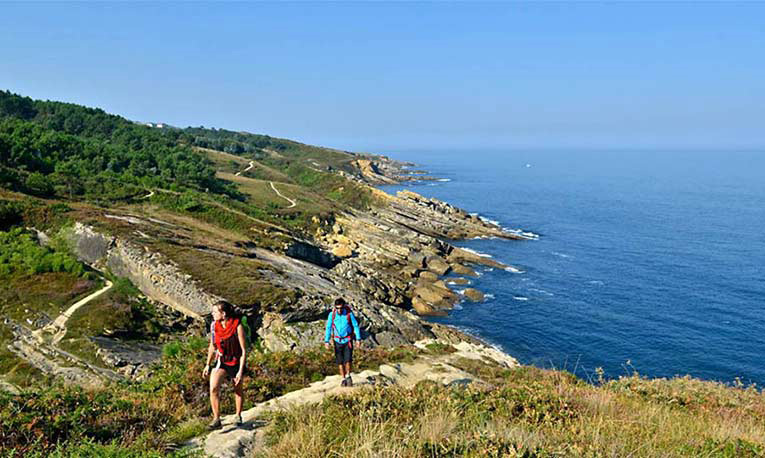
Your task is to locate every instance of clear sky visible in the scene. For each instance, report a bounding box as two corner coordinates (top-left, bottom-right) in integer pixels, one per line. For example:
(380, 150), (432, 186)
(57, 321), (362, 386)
(2, 2), (763, 152)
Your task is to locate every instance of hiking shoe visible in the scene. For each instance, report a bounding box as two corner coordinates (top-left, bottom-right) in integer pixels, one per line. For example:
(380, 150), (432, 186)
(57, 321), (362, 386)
(346, 376), (353, 387)
(208, 418), (222, 430)
(341, 377), (348, 387)
(235, 415), (243, 426)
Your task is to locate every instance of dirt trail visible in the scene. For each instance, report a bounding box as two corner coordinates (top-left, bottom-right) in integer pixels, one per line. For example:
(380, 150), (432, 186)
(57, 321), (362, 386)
(37, 280), (114, 345)
(195, 340), (517, 458)
(235, 161), (255, 177)
(8, 278), (120, 387)
(269, 181), (297, 208)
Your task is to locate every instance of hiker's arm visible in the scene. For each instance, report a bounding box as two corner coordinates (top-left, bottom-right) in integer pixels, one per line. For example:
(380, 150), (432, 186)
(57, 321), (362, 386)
(324, 314), (332, 348)
(203, 336), (214, 376)
(324, 314), (332, 343)
(350, 313), (361, 343)
(236, 324), (246, 376)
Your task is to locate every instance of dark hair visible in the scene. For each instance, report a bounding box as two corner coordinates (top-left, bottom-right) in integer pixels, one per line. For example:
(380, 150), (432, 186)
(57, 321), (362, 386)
(214, 300), (240, 319)
(334, 297), (346, 306)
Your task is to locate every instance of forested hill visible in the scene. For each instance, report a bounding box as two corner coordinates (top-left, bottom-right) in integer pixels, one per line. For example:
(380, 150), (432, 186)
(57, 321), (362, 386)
(0, 90), (367, 206)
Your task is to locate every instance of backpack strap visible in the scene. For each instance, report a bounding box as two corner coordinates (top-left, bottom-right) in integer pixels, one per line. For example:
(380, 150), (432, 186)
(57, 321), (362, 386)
(330, 307), (353, 344)
(345, 306), (354, 340)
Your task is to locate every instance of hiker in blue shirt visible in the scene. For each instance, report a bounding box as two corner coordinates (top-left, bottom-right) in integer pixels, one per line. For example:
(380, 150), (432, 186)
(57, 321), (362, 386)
(324, 297), (362, 386)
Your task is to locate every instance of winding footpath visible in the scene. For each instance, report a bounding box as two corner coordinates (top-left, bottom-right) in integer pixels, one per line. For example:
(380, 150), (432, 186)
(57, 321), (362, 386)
(13, 278), (120, 386)
(235, 161), (255, 177)
(269, 181), (297, 208)
(48, 280), (114, 344)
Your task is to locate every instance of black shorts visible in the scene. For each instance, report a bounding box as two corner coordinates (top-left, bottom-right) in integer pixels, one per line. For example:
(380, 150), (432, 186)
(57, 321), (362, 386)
(333, 341), (353, 365)
(215, 360), (241, 380)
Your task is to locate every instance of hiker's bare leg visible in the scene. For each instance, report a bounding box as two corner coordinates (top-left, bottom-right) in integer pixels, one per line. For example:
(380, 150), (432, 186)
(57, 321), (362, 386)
(233, 377), (244, 416)
(209, 369), (225, 419)
(344, 362), (352, 377)
(337, 364), (346, 377)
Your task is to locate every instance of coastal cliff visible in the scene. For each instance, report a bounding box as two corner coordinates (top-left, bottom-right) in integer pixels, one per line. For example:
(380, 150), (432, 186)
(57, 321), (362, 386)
(3, 91), (765, 457)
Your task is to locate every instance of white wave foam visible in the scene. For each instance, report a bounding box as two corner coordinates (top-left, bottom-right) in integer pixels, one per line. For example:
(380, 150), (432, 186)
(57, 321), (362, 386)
(529, 287), (554, 296)
(461, 247), (493, 258)
(513, 296), (529, 301)
(587, 280), (605, 286)
(502, 227), (539, 239)
(436, 178), (451, 182)
(552, 252), (571, 259)
(504, 266), (524, 273)
(453, 303), (463, 310)
(478, 216), (501, 226)
(485, 293), (495, 299)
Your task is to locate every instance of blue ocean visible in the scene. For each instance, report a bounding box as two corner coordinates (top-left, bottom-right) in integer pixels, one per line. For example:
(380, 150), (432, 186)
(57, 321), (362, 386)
(380, 149), (765, 385)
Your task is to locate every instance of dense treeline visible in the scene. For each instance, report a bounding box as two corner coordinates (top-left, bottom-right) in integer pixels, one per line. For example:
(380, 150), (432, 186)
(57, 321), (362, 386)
(0, 90), (229, 201)
(183, 126), (286, 156)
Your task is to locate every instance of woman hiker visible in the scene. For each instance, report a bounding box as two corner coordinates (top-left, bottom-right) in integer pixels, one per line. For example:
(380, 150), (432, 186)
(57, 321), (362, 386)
(324, 297), (362, 386)
(203, 300), (247, 429)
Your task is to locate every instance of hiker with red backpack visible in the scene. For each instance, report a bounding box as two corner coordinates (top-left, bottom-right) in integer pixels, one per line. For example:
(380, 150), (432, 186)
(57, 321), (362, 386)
(324, 297), (362, 386)
(203, 300), (247, 430)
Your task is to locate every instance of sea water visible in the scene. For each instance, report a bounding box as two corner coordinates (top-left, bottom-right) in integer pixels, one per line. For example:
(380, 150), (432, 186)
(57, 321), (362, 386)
(379, 149), (765, 385)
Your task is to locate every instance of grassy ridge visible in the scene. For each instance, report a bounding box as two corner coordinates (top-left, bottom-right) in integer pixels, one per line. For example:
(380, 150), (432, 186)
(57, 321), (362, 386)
(265, 362), (765, 457)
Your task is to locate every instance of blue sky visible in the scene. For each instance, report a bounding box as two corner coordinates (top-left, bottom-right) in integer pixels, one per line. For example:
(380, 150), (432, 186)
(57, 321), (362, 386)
(2, 2), (763, 151)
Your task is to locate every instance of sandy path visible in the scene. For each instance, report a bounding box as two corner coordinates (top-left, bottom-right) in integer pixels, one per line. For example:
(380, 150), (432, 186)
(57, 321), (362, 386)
(47, 280), (114, 345)
(235, 161), (255, 177)
(269, 181), (297, 208)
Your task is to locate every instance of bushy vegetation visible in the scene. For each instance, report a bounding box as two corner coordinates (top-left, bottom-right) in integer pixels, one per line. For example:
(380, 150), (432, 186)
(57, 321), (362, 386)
(0, 338), (420, 456)
(265, 365), (765, 457)
(0, 227), (84, 277)
(0, 90), (231, 201)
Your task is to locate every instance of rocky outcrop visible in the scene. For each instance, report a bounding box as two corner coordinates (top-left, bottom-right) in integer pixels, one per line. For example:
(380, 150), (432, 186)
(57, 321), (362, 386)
(62, 222), (436, 352)
(65, 223), (220, 319)
(91, 337), (162, 379)
(350, 159), (398, 184)
(388, 190), (528, 240)
(463, 288), (485, 302)
(285, 240), (341, 268)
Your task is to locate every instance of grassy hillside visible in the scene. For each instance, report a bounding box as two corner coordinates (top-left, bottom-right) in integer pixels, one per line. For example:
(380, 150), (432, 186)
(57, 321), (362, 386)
(266, 364), (765, 457)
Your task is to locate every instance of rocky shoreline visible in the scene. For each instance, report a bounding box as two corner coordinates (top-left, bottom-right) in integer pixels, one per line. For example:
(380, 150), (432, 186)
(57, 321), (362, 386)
(8, 152), (534, 386)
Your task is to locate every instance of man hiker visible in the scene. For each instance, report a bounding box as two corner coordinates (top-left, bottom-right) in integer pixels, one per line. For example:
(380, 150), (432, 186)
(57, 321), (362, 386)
(324, 297), (361, 386)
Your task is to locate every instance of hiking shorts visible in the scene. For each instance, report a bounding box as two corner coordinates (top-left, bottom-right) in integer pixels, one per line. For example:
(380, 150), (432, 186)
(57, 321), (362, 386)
(333, 341), (353, 365)
(215, 359), (241, 380)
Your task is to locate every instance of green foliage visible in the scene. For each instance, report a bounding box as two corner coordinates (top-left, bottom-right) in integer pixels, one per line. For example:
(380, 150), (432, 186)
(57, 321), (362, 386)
(0, 198), (72, 231)
(0, 227), (84, 277)
(0, 200), (24, 229)
(690, 438), (764, 457)
(0, 90), (229, 201)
